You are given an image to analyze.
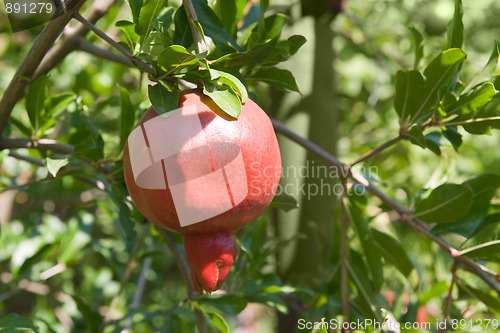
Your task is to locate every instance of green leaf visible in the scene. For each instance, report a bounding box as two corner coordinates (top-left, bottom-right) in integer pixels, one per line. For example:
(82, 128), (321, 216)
(410, 49), (467, 124)
(203, 84), (241, 118)
(192, 0), (241, 54)
(125, 0), (143, 25)
(157, 45), (199, 73)
(209, 68), (248, 102)
(372, 229), (414, 277)
(0, 313), (39, 332)
(46, 158), (69, 177)
(204, 311), (229, 333)
(26, 75), (49, 134)
(446, 0), (464, 49)
(198, 295), (247, 316)
(138, 31), (171, 58)
(444, 82), (496, 116)
(408, 26), (424, 68)
(261, 14), (286, 41)
(137, 0), (166, 37)
(442, 127), (462, 151)
(406, 124), (426, 148)
(413, 183), (473, 223)
(119, 87), (136, 150)
(44, 92), (75, 118)
(433, 174), (500, 236)
(461, 96), (500, 134)
(214, 0), (238, 35)
(173, 6), (192, 47)
(349, 202), (384, 292)
(115, 20), (140, 50)
(248, 67), (300, 92)
(148, 84), (180, 115)
(463, 41), (500, 93)
(263, 35), (307, 66)
(394, 70), (425, 125)
(212, 37), (278, 68)
(72, 295), (102, 333)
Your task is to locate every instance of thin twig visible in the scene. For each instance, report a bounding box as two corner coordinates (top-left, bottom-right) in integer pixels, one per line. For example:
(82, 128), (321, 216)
(442, 261), (458, 330)
(73, 13), (155, 75)
(156, 227), (208, 333)
(271, 117), (500, 295)
(76, 38), (133, 67)
(339, 181), (350, 324)
(34, 0), (118, 80)
(0, 138), (74, 154)
(122, 243), (155, 332)
(0, 0), (87, 136)
(348, 134), (405, 168)
(7, 151), (44, 166)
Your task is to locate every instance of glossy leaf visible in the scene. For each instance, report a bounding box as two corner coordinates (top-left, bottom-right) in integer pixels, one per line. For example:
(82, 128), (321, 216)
(137, 0), (166, 37)
(394, 70), (425, 125)
(203, 84), (241, 118)
(125, 0), (143, 25)
(115, 20), (140, 50)
(192, 0), (241, 53)
(461, 96), (500, 134)
(446, 0), (464, 49)
(148, 84), (180, 115)
(248, 67), (300, 92)
(26, 75), (49, 134)
(209, 68), (248, 102)
(139, 31), (171, 58)
(413, 183), (473, 223)
(212, 37), (278, 68)
(47, 158), (69, 177)
(443, 82), (496, 116)
(157, 45), (199, 72)
(433, 174), (500, 236)
(408, 26), (424, 68)
(409, 49), (467, 124)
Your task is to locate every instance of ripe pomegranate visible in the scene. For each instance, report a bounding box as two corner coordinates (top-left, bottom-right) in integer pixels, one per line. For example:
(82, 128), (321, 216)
(123, 90), (281, 293)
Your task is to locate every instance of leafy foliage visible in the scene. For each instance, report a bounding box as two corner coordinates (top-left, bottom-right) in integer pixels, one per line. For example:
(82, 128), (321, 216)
(1, 0), (500, 332)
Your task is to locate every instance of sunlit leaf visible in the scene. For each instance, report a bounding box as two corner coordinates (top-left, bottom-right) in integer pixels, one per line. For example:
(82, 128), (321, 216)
(413, 183), (473, 223)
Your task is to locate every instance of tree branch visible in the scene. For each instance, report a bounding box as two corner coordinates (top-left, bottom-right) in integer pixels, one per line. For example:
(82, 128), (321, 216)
(34, 0), (118, 80)
(73, 13), (155, 76)
(0, 138), (74, 154)
(0, 0), (87, 136)
(339, 182), (350, 321)
(76, 39), (133, 67)
(271, 117), (500, 295)
(348, 134), (405, 168)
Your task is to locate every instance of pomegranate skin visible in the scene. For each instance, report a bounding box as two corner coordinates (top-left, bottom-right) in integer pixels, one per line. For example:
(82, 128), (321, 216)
(184, 233), (238, 293)
(123, 91), (281, 235)
(123, 90), (281, 292)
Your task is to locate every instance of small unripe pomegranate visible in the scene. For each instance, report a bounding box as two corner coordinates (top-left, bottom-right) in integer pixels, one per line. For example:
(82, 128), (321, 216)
(123, 90), (281, 292)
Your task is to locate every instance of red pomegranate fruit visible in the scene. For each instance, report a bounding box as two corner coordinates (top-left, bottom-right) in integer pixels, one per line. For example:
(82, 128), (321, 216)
(123, 90), (281, 293)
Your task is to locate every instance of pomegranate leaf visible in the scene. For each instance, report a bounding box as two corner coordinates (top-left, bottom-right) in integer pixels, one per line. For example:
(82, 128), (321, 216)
(203, 84), (241, 118)
(148, 84), (179, 115)
(413, 183), (473, 223)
